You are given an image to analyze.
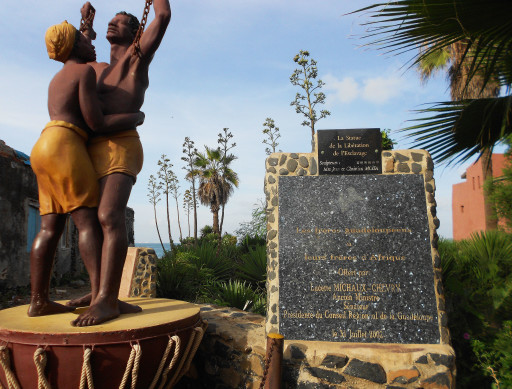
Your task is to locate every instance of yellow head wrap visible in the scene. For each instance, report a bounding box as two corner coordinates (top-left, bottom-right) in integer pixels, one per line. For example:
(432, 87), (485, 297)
(45, 21), (77, 63)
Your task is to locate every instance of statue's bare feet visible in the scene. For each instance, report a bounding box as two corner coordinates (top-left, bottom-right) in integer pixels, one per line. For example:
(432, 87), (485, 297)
(119, 300), (142, 314)
(71, 299), (120, 327)
(28, 298), (75, 317)
(66, 293), (92, 307)
(67, 294), (141, 314)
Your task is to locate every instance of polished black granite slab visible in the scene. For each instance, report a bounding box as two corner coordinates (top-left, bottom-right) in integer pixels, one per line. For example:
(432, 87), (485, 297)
(278, 174), (439, 343)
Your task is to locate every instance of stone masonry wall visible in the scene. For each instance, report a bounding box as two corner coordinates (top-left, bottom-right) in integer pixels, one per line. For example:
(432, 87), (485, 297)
(264, 148), (447, 343)
(120, 247), (158, 298)
(259, 143), (453, 388)
(177, 304), (455, 389)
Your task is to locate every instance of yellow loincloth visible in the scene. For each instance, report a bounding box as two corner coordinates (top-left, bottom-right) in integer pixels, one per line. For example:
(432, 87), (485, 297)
(87, 130), (143, 182)
(30, 121), (100, 215)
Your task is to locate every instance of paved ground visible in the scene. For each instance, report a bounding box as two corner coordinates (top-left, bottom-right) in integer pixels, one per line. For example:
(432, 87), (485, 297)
(1, 280), (92, 310)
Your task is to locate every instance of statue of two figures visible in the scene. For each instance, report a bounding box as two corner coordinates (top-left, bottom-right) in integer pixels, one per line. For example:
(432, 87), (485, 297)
(28, 0), (171, 327)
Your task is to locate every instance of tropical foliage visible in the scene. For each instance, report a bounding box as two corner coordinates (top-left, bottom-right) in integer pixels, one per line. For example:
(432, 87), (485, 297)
(354, 0), (512, 165)
(156, 234), (267, 315)
(439, 232), (512, 388)
(381, 129), (395, 150)
(217, 128), (237, 236)
(235, 200), (267, 240)
(194, 146), (239, 237)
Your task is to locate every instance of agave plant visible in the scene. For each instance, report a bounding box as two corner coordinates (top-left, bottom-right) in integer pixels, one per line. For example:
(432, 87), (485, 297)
(212, 280), (257, 311)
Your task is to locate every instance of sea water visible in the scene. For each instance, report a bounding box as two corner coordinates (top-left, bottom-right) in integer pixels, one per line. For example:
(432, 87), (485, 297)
(135, 243), (171, 258)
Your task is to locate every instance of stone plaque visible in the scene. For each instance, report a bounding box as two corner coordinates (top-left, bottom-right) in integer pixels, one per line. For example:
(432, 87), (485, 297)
(317, 129), (382, 175)
(278, 174), (440, 344)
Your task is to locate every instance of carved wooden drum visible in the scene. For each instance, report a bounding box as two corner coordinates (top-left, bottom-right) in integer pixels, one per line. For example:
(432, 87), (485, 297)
(0, 298), (205, 389)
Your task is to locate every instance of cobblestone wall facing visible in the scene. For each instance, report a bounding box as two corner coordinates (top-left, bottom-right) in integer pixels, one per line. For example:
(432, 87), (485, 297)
(176, 305), (455, 389)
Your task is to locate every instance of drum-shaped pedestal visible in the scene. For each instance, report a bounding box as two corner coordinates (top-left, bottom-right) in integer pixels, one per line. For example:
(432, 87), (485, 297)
(0, 298), (205, 389)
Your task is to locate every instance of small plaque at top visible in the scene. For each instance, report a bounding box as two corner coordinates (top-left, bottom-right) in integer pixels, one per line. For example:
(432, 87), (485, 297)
(318, 129), (382, 175)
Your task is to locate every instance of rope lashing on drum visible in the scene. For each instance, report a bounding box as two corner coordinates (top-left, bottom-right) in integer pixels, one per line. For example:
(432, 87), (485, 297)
(119, 343), (142, 389)
(148, 335), (180, 389)
(132, 0), (154, 57)
(156, 336), (181, 389)
(166, 324), (205, 389)
(33, 348), (52, 389)
(0, 346), (21, 389)
(178, 326), (205, 382)
(79, 347), (95, 389)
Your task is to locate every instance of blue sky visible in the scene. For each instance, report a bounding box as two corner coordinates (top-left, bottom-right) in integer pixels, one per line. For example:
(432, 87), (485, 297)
(1, 0), (502, 242)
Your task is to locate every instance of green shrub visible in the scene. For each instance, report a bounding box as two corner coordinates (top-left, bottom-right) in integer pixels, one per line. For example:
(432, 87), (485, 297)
(236, 244), (267, 286)
(472, 321), (512, 388)
(440, 231), (512, 388)
(186, 242), (234, 281)
(156, 251), (214, 301)
(208, 280), (266, 314)
(222, 233), (237, 247)
(239, 234), (266, 253)
(200, 225), (213, 238)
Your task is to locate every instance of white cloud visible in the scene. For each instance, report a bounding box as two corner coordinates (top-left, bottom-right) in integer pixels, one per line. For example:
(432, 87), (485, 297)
(324, 73), (411, 105)
(362, 76), (408, 104)
(324, 74), (359, 103)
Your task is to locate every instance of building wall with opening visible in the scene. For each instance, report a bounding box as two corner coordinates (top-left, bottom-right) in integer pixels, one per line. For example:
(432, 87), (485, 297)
(0, 139), (135, 289)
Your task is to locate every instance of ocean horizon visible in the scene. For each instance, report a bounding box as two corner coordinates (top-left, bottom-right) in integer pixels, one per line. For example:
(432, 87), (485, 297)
(135, 243), (171, 258)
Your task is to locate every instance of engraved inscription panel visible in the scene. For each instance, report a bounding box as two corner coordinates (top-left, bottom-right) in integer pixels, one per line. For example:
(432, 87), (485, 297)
(278, 175), (440, 343)
(317, 129), (382, 175)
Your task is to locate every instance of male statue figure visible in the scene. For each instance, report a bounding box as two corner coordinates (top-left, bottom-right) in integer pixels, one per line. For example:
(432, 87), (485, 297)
(70, 0), (171, 326)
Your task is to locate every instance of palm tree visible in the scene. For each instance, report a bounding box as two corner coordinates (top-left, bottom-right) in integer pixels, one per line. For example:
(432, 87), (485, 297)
(419, 42), (500, 229)
(194, 146), (239, 237)
(354, 0), (512, 165)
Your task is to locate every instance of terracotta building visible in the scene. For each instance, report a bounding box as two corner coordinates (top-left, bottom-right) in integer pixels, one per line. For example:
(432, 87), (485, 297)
(452, 154), (507, 240)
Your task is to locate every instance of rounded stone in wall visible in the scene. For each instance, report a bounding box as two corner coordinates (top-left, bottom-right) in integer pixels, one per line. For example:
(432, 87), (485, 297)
(268, 157), (278, 166)
(397, 163), (410, 173)
(287, 159), (298, 173)
(309, 158), (318, 175)
(299, 156), (309, 168)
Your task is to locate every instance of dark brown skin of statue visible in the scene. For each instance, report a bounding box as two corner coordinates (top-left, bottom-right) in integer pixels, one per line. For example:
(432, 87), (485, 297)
(67, 0), (171, 327)
(28, 33), (144, 318)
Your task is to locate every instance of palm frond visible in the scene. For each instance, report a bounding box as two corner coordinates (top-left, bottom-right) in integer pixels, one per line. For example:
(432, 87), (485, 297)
(418, 46), (451, 83)
(402, 96), (512, 163)
(353, 0), (512, 91)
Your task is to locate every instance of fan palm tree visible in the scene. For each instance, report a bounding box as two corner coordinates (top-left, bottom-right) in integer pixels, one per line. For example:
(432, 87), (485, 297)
(194, 146), (239, 237)
(354, 0), (512, 165)
(419, 41), (500, 229)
